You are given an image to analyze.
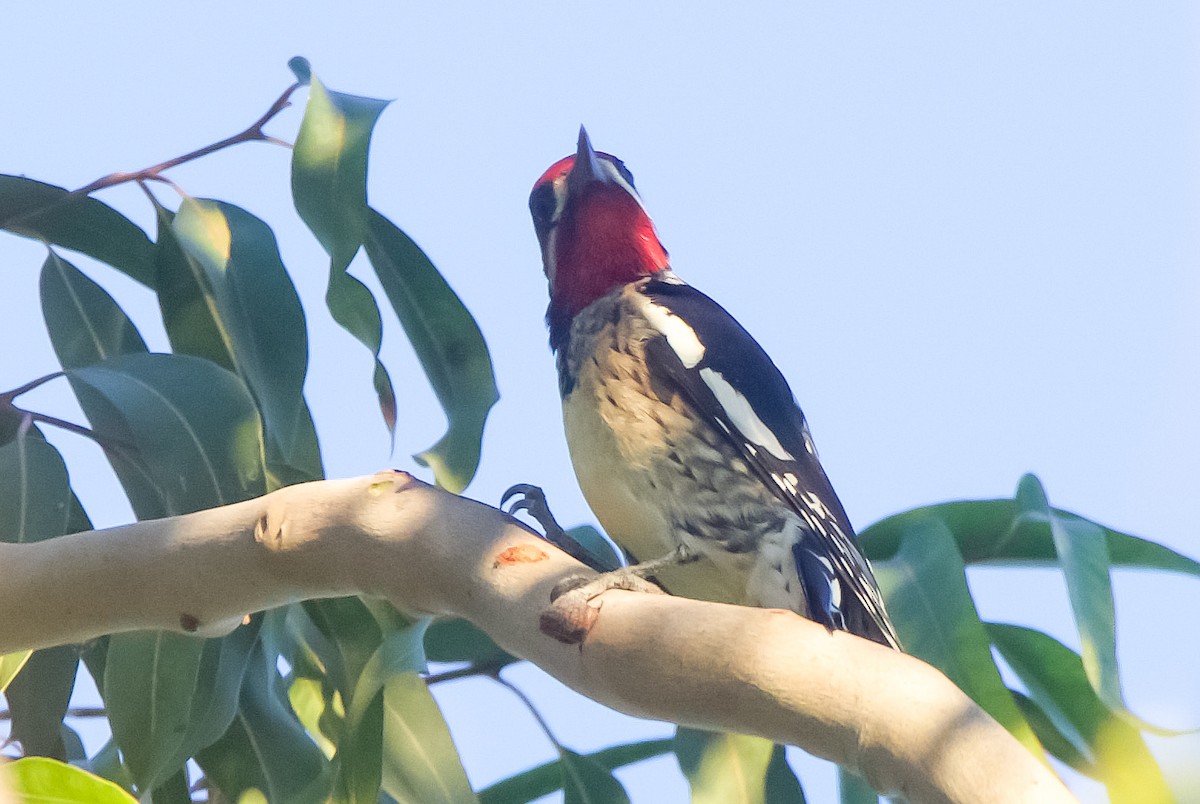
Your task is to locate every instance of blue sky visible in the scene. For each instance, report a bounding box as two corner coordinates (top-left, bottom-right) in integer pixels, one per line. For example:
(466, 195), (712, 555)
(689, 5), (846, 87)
(3, 3), (1198, 800)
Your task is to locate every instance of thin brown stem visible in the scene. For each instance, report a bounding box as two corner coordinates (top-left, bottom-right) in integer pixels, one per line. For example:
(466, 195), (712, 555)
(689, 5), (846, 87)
(0, 706), (107, 721)
(1, 82), (301, 230)
(0, 372), (64, 403)
(490, 670), (564, 751)
(72, 82), (301, 197)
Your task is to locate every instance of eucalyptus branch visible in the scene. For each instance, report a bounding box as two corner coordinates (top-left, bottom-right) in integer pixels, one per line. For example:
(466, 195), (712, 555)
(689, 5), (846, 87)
(71, 82), (300, 197)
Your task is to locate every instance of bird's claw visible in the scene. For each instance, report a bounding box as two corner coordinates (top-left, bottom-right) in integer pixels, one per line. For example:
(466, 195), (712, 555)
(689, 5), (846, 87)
(502, 483), (614, 570)
(541, 567), (666, 645)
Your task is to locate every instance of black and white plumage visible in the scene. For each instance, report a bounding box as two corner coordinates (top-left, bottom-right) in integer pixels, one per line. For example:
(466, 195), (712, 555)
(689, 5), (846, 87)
(529, 129), (900, 649)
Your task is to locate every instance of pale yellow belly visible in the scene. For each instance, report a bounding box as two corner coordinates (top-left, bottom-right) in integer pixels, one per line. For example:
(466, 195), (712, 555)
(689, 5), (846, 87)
(561, 375), (748, 605)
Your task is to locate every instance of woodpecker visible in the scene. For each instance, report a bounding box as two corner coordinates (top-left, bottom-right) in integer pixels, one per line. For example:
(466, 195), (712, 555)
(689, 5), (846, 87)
(520, 128), (900, 649)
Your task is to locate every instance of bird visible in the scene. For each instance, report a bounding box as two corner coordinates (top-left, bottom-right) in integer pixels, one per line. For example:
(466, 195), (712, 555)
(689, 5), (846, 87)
(509, 127), (900, 650)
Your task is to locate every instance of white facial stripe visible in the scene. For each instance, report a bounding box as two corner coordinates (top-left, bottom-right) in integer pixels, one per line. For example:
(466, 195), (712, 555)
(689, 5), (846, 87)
(639, 298), (705, 368)
(699, 367), (795, 461)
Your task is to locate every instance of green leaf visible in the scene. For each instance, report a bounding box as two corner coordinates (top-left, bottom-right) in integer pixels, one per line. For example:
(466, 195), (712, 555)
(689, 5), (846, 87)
(764, 746), (806, 803)
(675, 727), (774, 804)
(837, 766), (878, 804)
(1, 756), (138, 803)
(0, 175), (156, 287)
(291, 68), (396, 434)
(1015, 474), (1122, 716)
(6, 645), (79, 759)
(565, 525), (623, 573)
(303, 597), (384, 698)
(363, 208), (499, 492)
(40, 250), (148, 368)
(561, 749), (630, 804)
(380, 672), (478, 804)
(423, 617), (515, 668)
(1010, 689), (1095, 777)
(66, 353), (266, 518)
(102, 631), (206, 791)
(988, 623), (1170, 802)
(170, 197), (322, 481)
(871, 515), (1042, 755)
(336, 622), (474, 804)
(859, 497), (1200, 577)
(477, 739), (672, 804)
(0, 426), (73, 543)
(196, 641), (332, 804)
(0, 651), (32, 692)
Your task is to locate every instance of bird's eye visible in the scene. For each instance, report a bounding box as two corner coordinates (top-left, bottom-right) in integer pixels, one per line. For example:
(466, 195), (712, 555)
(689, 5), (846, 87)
(529, 183), (558, 226)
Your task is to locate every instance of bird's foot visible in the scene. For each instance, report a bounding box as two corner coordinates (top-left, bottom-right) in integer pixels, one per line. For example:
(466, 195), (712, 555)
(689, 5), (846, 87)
(540, 545), (696, 645)
(502, 483), (617, 571)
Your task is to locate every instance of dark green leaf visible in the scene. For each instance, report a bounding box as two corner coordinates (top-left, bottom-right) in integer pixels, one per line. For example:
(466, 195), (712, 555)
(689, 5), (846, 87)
(302, 597), (384, 698)
(561, 749), (629, 804)
(859, 497), (1200, 577)
(0, 426), (72, 543)
(1010, 689), (1094, 777)
(291, 69), (396, 434)
(837, 766), (878, 804)
(871, 516), (1042, 754)
(988, 623), (1170, 803)
(102, 631), (206, 791)
(6, 645), (79, 759)
(565, 525), (623, 573)
(335, 622), (472, 804)
(1, 756), (138, 803)
(675, 727), (774, 804)
(423, 618), (514, 668)
(170, 197), (321, 480)
(40, 250), (147, 368)
(150, 767), (192, 804)
(67, 353), (266, 517)
(363, 208), (499, 492)
(478, 739), (672, 804)
(764, 746), (806, 803)
(1015, 474), (1122, 715)
(196, 641), (332, 804)
(0, 175), (156, 287)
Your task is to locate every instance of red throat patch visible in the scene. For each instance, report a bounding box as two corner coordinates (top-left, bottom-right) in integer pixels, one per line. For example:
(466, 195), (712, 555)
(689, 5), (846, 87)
(552, 184), (669, 317)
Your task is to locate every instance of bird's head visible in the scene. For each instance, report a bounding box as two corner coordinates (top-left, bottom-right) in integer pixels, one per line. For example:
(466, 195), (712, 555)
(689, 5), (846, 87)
(531, 128), (670, 340)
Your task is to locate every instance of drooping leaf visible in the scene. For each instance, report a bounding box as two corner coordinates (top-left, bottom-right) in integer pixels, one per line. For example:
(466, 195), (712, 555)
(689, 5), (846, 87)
(1, 756), (138, 804)
(837, 766), (878, 804)
(870, 515), (1042, 754)
(561, 749), (630, 804)
(0, 425), (72, 544)
(423, 617), (514, 669)
(477, 739), (673, 804)
(1010, 689), (1094, 777)
(195, 640), (332, 804)
(565, 525), (623, 573)
(988, 623), (1170, 803)
(336, 621), (473, 804)
(290, 65), (396, 434)
(1015, 474), (1122, 717)
(40, 250), (147, 368)
(6, 645), (79, 759)
(303, 597), (385, 699)
(675, 727), (774, 804)
(859, 497), (1200, 577)
(363, 208), (498, 491)
(380, 672), (477, 804)
(764, 746), (806, 803)
(66, 353), (266, 518)
(170, 196), (322, 481)
(102, 631), (206, 791)
(0, 175), (156, 287)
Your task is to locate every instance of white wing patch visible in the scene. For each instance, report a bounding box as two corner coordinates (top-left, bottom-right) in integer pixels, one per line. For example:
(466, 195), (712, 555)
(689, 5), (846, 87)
(639, 297), (706, 369)
(699, 367), (795, 461)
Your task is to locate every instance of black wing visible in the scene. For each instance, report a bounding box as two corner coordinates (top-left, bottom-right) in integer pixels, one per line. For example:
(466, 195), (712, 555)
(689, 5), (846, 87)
(638, 275), (900, 649)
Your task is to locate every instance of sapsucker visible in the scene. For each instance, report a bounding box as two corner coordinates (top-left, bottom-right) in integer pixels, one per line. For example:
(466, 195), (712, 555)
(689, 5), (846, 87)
(522, 128), (900, 649)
